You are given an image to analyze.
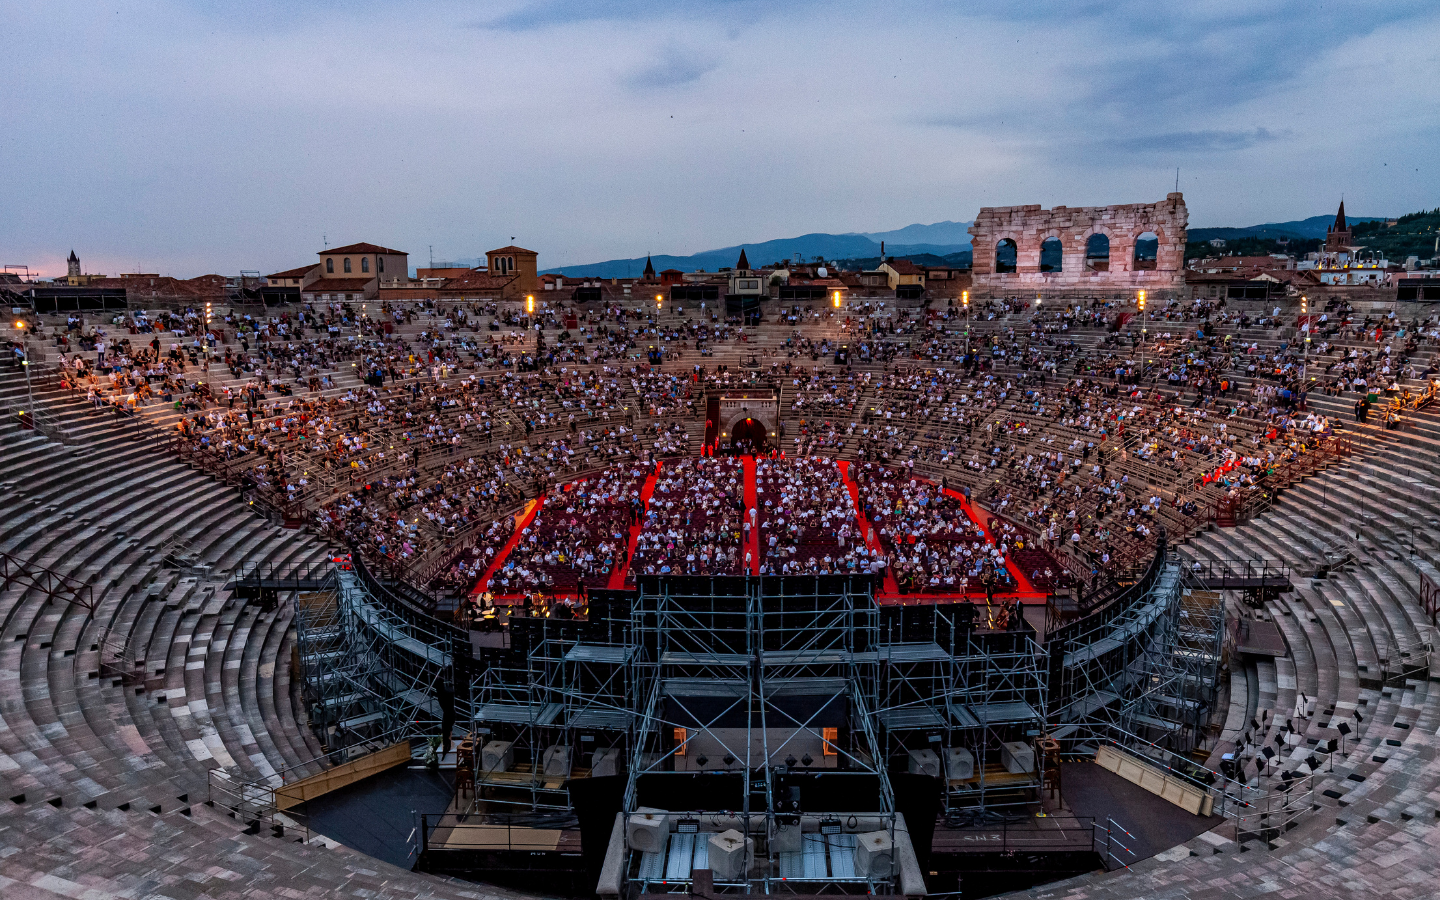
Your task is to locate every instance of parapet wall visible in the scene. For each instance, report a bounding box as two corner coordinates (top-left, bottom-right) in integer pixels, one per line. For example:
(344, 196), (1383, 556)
(969, 193), (1188, 298)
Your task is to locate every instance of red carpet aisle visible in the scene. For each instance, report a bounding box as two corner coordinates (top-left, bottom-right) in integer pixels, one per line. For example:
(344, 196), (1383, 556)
(946, 488), (1041, 596)
(472, 496), (545, 596)
(840, 461), (1044, 604)
(743, 455), (760, 574)
(838, 460), (902, 596)
(610, 461), (661, 590)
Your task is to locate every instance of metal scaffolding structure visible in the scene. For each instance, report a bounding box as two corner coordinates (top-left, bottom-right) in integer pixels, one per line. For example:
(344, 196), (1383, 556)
(621, 575), (898, 897)
(1048, 547), (1225, 759)
(295, 558), (465, 755)
(873, 605), (1048, 816)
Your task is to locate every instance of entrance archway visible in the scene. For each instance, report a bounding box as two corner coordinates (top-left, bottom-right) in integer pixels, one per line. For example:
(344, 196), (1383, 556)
(731, 417), (767, 454)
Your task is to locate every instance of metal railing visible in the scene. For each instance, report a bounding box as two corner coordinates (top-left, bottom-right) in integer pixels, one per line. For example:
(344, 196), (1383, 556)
(0, 547), (97, 613)
(206, 768), (313, 843)
(418, 811), (578, 854)
(1067, 722), (1319, 834)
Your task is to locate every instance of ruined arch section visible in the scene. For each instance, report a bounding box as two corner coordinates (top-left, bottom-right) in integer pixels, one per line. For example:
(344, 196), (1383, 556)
(717, 396), (778, 442)
(968, 193), (1187, 297)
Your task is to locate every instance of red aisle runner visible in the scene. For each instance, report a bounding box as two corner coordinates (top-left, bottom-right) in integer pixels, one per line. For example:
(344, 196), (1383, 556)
(472, 496), (545, 596)
(946, 489), (1041, 596)
(841, 460), (1043, 604)
(743, 455), (760, 574)
(838, 460), (901, 596)
(610, 461), (661, 590)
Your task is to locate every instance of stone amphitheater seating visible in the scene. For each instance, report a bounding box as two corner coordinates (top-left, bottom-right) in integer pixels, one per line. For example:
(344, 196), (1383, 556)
(6, 297), (1440, 899)
(0, 367), (529, 900)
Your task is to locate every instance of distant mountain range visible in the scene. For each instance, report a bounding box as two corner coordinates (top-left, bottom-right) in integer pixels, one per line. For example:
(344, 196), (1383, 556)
(1187, 214), (1385, 244)
(540, 214), (1389, 278)
(541, 222), (974, 278)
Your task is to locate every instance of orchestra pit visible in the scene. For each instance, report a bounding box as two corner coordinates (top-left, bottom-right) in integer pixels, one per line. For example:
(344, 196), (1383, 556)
(6, 282), (1440, 900)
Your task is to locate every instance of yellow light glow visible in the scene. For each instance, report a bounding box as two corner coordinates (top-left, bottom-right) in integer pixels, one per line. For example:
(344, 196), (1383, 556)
(526, 295), (535, 314)
(962, 290), (969, 308)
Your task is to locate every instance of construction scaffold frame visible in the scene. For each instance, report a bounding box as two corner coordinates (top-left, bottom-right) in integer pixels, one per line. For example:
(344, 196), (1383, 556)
(1048, 547), (1226, 760)
(621, 576), (901, 897)
(296, 557), (466, 756)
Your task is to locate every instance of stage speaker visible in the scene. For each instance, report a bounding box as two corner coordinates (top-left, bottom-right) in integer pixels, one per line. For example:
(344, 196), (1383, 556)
(708, 829), (752, 880)
(1000, 741), (1035, 775)
(543, 745), (571, 777)
(591, 747), (620, 777)
(853, 830), (893, 878)
(770, 820), (803, 853)
(943, 748), (974, 781)
(907, 749), (941, 777)
(626, 808), (668, 853)
(481, 740), (514, 774)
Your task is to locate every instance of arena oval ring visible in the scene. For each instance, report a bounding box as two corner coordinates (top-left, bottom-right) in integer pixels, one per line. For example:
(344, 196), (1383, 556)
(4, 284), (1440, 900)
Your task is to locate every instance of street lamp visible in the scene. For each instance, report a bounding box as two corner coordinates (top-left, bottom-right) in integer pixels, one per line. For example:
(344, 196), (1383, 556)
(832, 290), (842, 309)
(962, 290), (970, 358)
(14, 320), (33, 411)
(1137, 290), (1147, 370)
(1300, 294), (1310, 385)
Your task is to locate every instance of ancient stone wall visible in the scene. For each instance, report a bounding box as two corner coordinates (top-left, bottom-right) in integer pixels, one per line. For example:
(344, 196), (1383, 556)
(969, 193), (1188, 298)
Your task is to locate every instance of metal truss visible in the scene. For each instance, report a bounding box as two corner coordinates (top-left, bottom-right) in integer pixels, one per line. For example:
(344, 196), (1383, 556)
(875, 608), (1048, 815)
(1050, 559), (1224, 758)
(296, 569), (453, 753)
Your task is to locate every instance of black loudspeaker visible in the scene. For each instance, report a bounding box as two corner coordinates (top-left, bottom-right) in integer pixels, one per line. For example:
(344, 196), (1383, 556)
(890, 773), (941, 872)
(569, 775), (626, 893)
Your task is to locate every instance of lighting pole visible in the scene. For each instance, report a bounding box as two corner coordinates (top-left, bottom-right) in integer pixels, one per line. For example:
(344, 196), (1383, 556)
(1138, 290), (1147, 375)
(962, 290), (970, 360)
(1299, 294), (1309, 385)
(14, 320), (33, 411)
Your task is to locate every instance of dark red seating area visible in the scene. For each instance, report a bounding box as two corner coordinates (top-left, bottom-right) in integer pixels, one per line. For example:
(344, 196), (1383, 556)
(632, 457), (745, 576)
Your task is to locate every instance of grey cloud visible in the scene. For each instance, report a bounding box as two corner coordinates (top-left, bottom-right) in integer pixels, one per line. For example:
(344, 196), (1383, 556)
(625, 50), (720, 90)
(480, 0), (778, 32)
(1110, 128), (1285, 153)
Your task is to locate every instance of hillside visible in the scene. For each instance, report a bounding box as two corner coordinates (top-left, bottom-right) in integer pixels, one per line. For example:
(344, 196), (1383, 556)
(541, 223), (973, 277)
(1351, 209), (1440, 261)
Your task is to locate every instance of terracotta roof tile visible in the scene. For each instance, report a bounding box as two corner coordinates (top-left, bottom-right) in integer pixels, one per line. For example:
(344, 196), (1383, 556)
(320, 242), (406, 256)
(267, 265), (317, 280)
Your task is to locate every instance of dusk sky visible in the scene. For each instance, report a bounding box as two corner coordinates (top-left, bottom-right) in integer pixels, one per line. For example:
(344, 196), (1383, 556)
(4, 0), (1438, 279)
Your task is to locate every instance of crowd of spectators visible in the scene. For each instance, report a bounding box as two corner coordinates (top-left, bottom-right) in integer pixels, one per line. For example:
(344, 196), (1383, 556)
(632, 458), (746, 576)
(20, 288), (1440, 608)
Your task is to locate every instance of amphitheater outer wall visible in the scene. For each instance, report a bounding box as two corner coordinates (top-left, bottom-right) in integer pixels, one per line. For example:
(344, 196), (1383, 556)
(969, 192), (1188, 299)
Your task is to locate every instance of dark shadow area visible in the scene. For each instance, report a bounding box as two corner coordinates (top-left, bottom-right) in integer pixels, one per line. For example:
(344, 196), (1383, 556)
(295, 766), (452, 869)
(1061, 760), (1221, 862)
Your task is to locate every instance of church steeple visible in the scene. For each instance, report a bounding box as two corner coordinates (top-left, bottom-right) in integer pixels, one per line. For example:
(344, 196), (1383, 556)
(736, 247), (750, 271)
(643, 255), (655, 279)
(1324, 199), (1354, 253)
(67, 250), (80, 278)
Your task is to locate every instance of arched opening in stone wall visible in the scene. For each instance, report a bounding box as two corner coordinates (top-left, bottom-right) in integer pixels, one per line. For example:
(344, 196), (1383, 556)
(995, 239), (1018, 274)
(731, 417), (767, 453)
(1040, 237), (1063, 272)
(1085, 234), (1110, 271)
(1134, 231), (1159, 270)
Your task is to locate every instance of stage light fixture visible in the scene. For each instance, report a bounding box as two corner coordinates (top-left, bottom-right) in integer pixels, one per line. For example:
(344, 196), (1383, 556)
(677, 817), (700, 834)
